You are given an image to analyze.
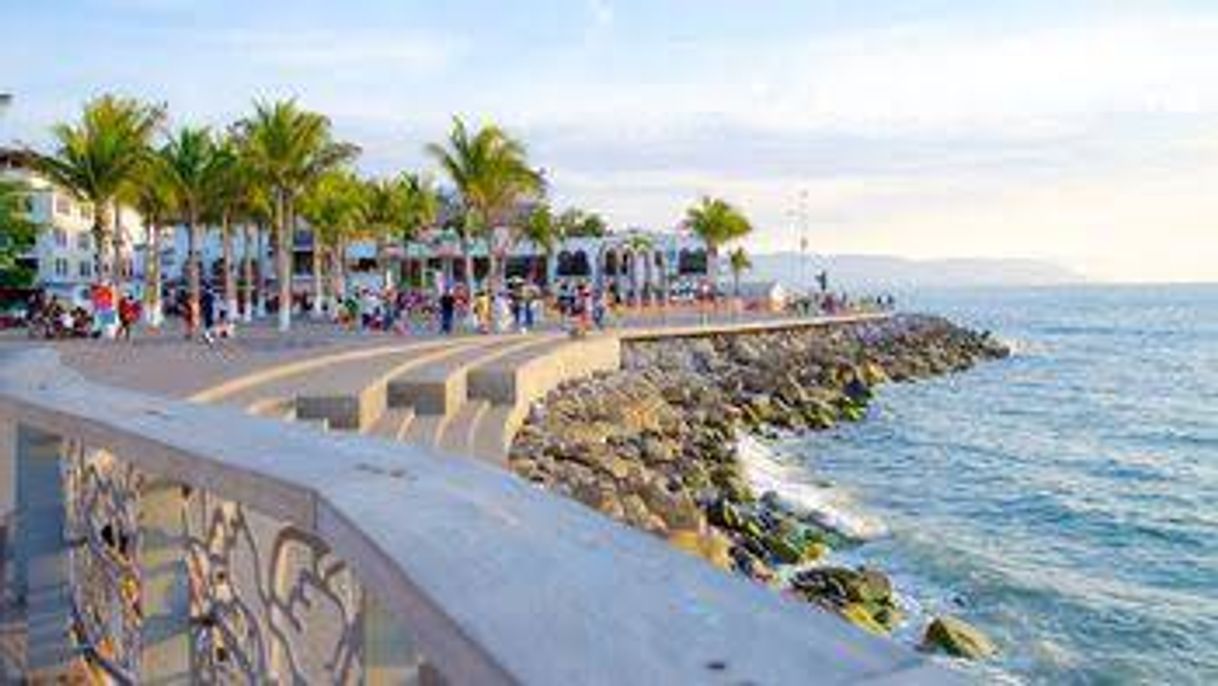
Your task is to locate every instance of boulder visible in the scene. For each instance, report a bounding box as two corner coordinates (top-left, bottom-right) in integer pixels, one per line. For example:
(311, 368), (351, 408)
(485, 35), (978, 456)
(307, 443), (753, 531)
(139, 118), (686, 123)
(922, 616), (997, 659)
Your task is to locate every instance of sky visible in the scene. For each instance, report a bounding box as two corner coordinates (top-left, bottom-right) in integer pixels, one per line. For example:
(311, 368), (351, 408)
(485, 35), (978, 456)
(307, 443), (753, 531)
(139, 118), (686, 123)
(2, 0), (1217, 282)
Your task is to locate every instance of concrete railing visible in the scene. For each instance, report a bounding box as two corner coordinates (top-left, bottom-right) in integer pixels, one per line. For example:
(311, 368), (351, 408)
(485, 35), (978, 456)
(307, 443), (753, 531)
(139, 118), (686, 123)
(0, 348), (956, 684)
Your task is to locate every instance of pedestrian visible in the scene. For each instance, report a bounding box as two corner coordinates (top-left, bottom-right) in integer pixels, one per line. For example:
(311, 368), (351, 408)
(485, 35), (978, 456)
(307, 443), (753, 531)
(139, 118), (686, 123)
(117, 293), (141, 341)
(439, 289), (456, 335)
(200, 286), (216, 344)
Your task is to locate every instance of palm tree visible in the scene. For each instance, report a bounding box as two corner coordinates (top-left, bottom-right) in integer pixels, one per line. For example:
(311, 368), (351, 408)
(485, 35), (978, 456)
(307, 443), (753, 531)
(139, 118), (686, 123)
(236, 99), (358, 331)
(684, 196), (753, 301)
(728, 246), (752, 298)
(239, 180), (273, 321)
(521, 204), (558, 289)
(159, 126), (219, 330)
(201, 136), (245, 322)
(36, 95), (164, 286)
(299, 170), (368, 315)
(426, 117), (543, 291)
(394, 173), (439, 287)
(124, 157), (175, 325)
(557, 208), (608, 238)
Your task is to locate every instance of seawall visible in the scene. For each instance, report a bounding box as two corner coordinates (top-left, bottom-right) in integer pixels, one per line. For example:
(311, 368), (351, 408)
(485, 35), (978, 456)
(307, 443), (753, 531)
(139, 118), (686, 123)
(509, 313), (1009, 654)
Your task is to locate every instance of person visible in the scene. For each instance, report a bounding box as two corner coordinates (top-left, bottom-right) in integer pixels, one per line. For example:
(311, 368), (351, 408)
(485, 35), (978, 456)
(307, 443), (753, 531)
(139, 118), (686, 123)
(472, 290), (490, 334)
(117, 293), (141, 341)
(200, 286), (216, 344)
(592, 288), (607, 329)
(439, 288), (456, 335)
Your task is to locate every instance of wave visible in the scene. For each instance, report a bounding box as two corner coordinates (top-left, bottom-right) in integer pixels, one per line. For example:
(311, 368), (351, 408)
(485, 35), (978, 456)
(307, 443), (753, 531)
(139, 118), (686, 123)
(736, 433), (889, 540)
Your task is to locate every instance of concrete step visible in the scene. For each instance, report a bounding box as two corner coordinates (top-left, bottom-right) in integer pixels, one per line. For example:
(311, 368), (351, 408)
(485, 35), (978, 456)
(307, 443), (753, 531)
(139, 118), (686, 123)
(245, 395), (296, 421)
(367, 406), (416, 441)
(469, 403), (526, 464)
(387, 335), (560, 416)
(401, 412), (447, 448)
(293, 341), (481, 431)
(437, 399), (492, 455)
(466, 334), (620, 406)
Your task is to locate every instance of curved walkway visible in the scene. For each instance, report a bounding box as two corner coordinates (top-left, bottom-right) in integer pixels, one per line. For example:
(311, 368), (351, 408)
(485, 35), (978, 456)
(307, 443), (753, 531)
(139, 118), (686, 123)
(5, 312), (890, 465)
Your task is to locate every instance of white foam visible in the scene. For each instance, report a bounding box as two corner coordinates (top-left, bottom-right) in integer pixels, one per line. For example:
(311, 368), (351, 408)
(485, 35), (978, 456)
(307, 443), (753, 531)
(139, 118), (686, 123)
(736, 434), (889, 540)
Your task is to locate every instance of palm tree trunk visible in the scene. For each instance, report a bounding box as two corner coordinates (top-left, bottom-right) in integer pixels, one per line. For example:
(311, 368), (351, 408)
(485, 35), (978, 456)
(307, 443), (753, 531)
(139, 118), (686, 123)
(110, 203), (125, 291)
(463, 238), (475, 291)
(91, 217), (108, 285)
(145, 221), (163, 327)
(276, 192), (292, 332)
(186, 213), (201, 335)
(222, 213), (237, 324)
(256, 223), (268, 318)
(311, 230), (325, 318)
(335, 240), (349, 310)
(241, 223), (255, 322)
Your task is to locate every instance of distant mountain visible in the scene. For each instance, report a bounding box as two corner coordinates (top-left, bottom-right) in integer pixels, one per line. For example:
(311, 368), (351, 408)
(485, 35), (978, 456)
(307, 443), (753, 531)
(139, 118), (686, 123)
(747, 253), (1084, 292)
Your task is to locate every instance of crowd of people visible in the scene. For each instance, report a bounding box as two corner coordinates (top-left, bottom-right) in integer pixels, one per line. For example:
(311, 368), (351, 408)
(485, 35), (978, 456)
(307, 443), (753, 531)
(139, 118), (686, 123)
(20, 274), (892, 343)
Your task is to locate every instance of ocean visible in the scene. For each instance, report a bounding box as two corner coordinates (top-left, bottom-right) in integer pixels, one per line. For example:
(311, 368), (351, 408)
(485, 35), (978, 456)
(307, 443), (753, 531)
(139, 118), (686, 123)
(743, 285), (1218, 684)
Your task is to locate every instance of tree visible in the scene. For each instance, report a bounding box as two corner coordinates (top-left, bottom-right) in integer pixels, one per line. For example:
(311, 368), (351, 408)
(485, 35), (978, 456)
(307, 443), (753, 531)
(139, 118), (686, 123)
(426, 117), (543, 290)
(557, 208), (607, 238)
(37, 95), (164, 286)
(0, 179), (36, 286)
(201, 136), (246, 322)
(159, 126), (220, 330)
(728, 246), (752, 298)
(236, 100), (358, 330)
(124, 157), (175, 325)
(684, 196), (753, 300)
(521, 204), (558, 288)
(299, 170), (368, 314)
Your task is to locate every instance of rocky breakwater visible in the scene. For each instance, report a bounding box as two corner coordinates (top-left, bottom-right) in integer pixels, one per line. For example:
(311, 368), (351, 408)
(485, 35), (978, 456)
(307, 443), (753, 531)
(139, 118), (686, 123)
(509, 314), (1009, 658)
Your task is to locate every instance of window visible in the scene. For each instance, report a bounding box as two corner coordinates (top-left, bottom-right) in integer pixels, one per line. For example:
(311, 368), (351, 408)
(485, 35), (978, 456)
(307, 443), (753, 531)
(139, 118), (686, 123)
(55, 195), (71, 216)
(54, 228), (68, 247)
(78, 261), (92, 278)
(77, 233), (91, 251)
(54, 258), (68, 277)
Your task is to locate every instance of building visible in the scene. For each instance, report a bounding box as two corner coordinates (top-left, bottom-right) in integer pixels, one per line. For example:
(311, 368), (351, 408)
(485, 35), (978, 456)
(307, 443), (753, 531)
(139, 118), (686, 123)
(0, 148), (146, 304)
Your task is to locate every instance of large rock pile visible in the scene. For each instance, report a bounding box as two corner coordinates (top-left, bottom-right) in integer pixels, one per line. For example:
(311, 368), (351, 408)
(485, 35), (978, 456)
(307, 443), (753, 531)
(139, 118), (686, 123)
(509, 314), (1007, 650)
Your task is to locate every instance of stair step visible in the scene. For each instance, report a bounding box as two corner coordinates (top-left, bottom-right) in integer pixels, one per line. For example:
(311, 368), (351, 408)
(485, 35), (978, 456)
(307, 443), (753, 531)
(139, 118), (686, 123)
(368, 406), (416, 441)
(437, 399), (492, 455)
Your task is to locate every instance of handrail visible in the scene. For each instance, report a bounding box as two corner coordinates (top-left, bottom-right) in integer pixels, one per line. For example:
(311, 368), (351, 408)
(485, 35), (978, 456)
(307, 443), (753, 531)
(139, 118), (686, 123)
(0, 347), (958, 684)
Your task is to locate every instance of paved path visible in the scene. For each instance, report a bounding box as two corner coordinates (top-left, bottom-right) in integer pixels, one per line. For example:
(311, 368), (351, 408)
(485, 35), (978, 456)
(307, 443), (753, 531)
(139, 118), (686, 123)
(1, 310), (890, 464)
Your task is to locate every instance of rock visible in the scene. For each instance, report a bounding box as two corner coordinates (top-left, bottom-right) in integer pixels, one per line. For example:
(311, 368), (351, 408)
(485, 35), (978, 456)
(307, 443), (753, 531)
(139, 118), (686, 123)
(922, 616), (997, 659)
(668, 530), (733, 570)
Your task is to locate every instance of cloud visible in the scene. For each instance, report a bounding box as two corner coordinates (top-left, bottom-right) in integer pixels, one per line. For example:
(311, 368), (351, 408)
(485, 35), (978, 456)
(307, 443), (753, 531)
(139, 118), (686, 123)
(589, 0), (614, 28)
(218, 29), (465, 74)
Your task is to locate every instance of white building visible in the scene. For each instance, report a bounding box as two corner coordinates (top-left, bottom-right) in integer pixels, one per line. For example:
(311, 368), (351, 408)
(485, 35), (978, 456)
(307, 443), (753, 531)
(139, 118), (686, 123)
(0, 149), (146, 304)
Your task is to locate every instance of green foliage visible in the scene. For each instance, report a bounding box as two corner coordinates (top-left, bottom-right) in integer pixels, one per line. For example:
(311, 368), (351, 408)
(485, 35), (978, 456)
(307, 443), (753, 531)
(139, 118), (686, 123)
(36, 94), (164, 279)
(0, 179), (36, 286)
(365, 172), (438, 244)
(556, 207), (608, 238)
(425, 116), (544, 238)
(729, 246), (752, 275)
(685, 196), (753, 253)
(235, 99), (360, 203)
(299, 169), (369, 249)
(522, 203), (558, 254)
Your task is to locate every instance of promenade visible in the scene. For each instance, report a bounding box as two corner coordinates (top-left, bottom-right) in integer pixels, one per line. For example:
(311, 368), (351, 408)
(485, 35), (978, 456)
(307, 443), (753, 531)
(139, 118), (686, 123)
(3, 310), (890, 463)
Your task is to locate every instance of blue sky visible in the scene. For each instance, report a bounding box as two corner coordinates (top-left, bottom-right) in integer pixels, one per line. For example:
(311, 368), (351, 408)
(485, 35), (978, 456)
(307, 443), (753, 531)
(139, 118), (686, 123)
(3, 0), (1217, 281)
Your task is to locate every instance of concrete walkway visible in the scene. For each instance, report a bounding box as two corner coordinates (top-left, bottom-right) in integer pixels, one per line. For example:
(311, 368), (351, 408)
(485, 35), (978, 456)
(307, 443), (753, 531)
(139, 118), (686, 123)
(4, 311), (890, 464)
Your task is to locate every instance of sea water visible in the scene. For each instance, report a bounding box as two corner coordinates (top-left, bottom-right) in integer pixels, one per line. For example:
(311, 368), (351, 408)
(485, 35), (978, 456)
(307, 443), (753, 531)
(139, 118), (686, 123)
(758, 285), (1217, 684)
